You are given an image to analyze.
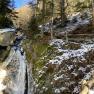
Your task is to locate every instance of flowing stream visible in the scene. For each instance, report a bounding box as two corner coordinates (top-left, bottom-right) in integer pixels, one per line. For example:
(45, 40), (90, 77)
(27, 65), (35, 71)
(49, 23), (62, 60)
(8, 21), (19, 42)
(0, 34), (33, 94)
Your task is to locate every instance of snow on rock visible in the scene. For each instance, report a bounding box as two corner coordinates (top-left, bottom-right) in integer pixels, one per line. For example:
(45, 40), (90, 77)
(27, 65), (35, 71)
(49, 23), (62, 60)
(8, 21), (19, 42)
(50, 39), (64, 48)
(0, 28), (15, 34)
(78, 67), (86, 72)
(57, 18), (90, 36)
(54, 74), (64, 81)
(84, 69), (94, 80)
(55, 89), (60, 94)
(0, 69), (7, 91)
(73, 86), (79, 94)
(89, 90), (94, 94)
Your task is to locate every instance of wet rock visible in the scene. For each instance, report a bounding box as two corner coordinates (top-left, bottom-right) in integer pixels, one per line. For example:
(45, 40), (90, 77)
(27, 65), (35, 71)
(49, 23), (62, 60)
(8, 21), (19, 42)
(85, 67), (90, 73)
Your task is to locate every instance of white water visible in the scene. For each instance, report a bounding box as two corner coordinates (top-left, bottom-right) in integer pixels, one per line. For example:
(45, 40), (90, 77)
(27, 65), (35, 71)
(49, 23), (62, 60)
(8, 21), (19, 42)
(1, 45), (34, 94)
(12, 50), (26, 94)
(3, 48), (26, 94)
(0, 28), (15, 33)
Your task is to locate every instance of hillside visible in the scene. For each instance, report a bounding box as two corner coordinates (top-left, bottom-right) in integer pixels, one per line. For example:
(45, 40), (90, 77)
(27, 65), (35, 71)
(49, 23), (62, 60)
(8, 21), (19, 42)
(13, 5), (33, 29)
(0, 0), (94, 94)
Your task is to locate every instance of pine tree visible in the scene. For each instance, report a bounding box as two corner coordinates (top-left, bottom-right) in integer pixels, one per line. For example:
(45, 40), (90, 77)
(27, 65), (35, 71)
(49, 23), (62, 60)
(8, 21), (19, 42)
(0, 0), (14, 28)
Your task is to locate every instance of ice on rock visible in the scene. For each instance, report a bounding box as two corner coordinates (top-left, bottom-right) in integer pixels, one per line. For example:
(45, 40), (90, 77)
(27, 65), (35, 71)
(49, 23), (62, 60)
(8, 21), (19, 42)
(0, 28), (15, 33)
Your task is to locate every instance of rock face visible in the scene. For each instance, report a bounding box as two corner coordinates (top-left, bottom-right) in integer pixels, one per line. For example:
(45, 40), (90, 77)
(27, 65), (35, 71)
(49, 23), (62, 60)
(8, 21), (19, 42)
(0, 32), (14, 46)
(0, 29), (15, 62)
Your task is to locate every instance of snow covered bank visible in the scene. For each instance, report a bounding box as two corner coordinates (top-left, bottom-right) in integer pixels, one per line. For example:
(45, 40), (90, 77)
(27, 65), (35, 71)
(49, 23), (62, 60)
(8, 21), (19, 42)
(49, 39), (94, 65)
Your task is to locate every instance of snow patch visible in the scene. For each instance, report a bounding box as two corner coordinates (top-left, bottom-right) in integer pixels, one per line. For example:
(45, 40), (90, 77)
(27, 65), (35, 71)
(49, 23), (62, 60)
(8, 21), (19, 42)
(0, 69), (7, 91)
(89, 90), (94, 94)
(54, 74), (64, 81)
(55, 89), (60, 94)
(0, 28), (15, 33)
(49, 39), (94, 65)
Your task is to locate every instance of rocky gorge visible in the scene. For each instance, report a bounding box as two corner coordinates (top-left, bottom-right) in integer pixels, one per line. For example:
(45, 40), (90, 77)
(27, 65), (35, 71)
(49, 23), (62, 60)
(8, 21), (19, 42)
(0, 29), (33, 94)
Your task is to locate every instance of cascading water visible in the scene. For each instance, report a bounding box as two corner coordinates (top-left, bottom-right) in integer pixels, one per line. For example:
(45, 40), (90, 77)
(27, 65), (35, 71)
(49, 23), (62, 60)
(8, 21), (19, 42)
(1, 33), (34, 94)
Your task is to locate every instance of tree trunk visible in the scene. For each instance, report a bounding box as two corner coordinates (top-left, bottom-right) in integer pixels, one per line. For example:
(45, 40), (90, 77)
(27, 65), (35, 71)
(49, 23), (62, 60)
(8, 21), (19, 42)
(41, 0), (46, 38)
(61, 0), (67, 27)
(92, 0), (94, 28)
(51, 0), (54, 40)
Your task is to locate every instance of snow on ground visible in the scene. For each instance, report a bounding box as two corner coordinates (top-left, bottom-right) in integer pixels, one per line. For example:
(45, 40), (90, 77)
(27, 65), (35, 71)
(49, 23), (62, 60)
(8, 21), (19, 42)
(49, 39), (94, 65)
(49, 39), (94, 93)
(58, 18), (90, 36)
(35, 39), (94, 94)
(89, 90), (94, 94)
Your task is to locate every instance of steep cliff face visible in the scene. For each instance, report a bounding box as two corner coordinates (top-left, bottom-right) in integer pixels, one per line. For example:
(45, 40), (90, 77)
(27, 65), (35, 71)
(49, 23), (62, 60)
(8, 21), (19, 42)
(0, 29), (15, 62)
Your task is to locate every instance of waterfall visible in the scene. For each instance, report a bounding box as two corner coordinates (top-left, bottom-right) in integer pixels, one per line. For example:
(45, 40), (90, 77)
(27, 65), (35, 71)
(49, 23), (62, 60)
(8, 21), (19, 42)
(2, 47), (34, 94)
(1, 47), (33, 94)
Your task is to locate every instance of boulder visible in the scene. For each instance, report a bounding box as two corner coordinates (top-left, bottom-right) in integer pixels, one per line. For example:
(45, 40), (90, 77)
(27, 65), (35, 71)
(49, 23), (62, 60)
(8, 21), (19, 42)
(0, 29), (15, 46)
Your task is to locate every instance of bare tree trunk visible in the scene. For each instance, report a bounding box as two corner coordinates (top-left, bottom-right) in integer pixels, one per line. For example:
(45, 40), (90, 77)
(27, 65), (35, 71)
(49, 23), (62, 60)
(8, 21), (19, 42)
(41, 0), (46, 38)
(61, 0), (67, 27)
(51, 0), (54, 40)
(61, 0), (68, 42)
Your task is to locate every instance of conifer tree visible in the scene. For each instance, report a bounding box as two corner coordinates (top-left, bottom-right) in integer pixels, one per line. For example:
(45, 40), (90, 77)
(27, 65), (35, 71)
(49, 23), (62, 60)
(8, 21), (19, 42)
(0, 0), (14, 28)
